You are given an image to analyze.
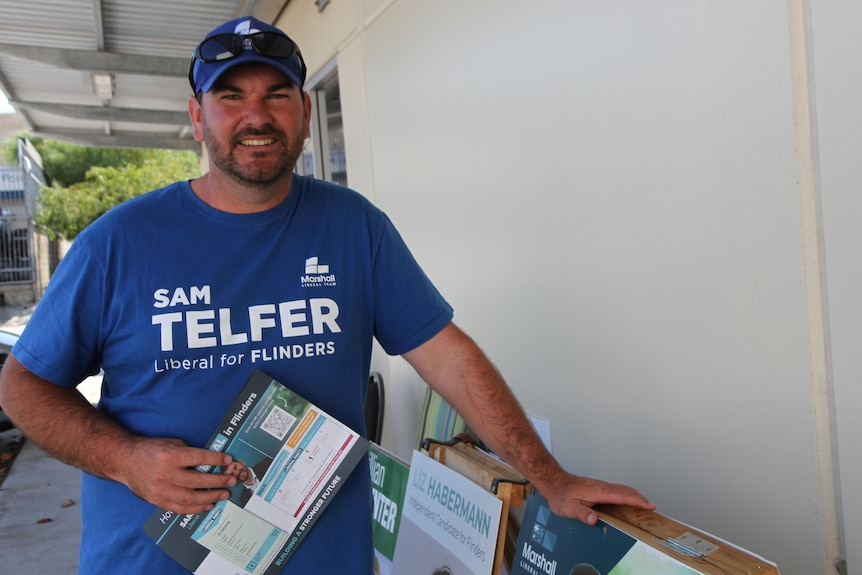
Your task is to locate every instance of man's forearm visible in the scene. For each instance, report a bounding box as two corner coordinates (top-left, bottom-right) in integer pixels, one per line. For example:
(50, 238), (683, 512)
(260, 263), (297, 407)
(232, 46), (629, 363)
(403, 323), (567, 493)
(404, 323), (655, 524)
(0, 354), (137, 483)
(0, 354), (238, 514)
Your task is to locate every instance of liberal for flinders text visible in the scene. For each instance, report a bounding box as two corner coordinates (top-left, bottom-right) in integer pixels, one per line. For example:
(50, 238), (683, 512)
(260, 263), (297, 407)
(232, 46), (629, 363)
(143, 368), (369, 575)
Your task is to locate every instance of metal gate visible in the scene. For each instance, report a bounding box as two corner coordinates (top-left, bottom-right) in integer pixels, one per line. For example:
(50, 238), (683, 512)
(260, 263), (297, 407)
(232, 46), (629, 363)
(1, 161), (38, 294)
(0, 213), (33, 284)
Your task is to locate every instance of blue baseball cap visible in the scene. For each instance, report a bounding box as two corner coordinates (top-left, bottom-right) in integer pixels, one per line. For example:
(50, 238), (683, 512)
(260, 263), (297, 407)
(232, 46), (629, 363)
(189, 17), (307, 94)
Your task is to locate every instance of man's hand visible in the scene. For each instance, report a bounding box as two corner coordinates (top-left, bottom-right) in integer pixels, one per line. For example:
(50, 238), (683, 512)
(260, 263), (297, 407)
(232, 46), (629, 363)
(116, 437), (237, 514)
(541, 471), (656, 526)
(0, 355), (240, 515)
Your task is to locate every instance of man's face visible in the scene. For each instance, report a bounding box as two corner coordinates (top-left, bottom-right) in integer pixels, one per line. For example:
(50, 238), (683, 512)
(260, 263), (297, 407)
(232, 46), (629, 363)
(189, 63), (312, 188)
(223, 460), (252, 484)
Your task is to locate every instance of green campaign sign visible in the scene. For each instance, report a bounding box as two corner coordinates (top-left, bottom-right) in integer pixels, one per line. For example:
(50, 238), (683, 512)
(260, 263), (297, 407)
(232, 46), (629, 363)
(369, 444), (409, 562)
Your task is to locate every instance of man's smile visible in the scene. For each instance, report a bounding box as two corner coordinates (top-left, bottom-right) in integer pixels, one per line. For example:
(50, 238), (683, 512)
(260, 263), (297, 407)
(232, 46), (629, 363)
(240, 137), (276, 147)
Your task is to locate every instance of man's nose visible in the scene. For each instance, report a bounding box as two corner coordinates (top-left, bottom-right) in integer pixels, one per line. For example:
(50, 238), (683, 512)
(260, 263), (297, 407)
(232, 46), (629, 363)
(243, 96), (273, 124)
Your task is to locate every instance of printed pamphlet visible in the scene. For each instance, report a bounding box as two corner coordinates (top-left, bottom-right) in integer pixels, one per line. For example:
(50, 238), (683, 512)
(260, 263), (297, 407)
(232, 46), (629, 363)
(143, 368), (368, 574)
(391, 450), (502, 575)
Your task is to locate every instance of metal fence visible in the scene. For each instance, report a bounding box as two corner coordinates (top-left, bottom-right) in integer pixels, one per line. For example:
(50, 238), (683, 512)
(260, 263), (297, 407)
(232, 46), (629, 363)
(0, 213), (33, 283)
(0, 164), (36, 287)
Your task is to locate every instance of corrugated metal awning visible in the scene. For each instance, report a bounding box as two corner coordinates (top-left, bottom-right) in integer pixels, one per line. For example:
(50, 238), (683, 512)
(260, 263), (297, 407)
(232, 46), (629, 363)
(0, 0), (288, 150)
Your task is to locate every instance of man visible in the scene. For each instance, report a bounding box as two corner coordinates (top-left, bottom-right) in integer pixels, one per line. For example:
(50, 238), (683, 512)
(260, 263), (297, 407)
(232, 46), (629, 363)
(0, 16), (653, 574)
(222, 459), (258, 489)
(221, 459), (265, 506)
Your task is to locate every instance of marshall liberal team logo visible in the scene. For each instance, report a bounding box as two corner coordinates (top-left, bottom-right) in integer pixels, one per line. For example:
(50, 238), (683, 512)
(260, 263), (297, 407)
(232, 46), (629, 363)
(521, 502), (559, 575)
(301, 256), (337, 287)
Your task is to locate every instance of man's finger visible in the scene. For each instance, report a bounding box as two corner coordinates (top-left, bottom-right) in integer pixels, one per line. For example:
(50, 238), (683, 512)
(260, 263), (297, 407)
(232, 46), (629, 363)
(157, 485), (232, 515)
(169, 445), (233, 469)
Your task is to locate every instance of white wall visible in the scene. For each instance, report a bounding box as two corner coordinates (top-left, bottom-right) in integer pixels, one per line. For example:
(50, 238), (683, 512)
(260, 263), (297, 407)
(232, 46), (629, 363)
(811, 1), (862, 573)
(279, 2), (857, 574)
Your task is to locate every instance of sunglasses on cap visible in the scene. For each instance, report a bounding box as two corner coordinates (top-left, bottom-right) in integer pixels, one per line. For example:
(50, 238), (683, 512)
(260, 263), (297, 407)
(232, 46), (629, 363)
(188, 31), (308, 91)
(194, 31), (301, 62)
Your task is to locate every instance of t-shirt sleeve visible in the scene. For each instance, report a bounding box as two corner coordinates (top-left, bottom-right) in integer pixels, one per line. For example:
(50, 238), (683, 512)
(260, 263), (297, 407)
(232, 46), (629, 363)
(12, 233), (105, 387)
(370, 212), (453, 356)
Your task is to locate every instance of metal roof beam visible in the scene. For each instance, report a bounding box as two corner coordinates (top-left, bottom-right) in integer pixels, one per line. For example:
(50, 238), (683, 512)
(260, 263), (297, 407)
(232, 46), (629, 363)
(12, 101), (190, 125)
(235, 0), (288, 20)
(30, 130), (201, 152)
(0, 44), (188, 76)
(93, 0), (106, 51)
(0, 69), (35, 131)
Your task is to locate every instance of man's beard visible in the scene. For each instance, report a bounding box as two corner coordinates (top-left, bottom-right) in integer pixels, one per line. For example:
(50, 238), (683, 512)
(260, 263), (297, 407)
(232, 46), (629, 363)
(204, 122), (304, 188)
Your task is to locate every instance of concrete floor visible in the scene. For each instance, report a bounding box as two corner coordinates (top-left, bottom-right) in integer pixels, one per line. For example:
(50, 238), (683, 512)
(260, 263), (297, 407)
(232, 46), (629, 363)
(0, 304), (83, 573)
(0, 431), (82, 573)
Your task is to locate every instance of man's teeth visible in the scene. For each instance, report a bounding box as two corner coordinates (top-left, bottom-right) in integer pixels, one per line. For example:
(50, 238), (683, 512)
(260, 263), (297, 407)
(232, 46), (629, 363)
(241, 138), (274, 146)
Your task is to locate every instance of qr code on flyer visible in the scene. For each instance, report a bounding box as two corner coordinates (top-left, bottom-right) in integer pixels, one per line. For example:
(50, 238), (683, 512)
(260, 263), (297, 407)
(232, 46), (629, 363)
(260, 406), (296, 441)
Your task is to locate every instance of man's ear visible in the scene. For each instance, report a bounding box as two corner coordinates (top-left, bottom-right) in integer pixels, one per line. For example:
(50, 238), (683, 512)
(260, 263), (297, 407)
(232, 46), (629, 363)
(188, 95), (205, 143)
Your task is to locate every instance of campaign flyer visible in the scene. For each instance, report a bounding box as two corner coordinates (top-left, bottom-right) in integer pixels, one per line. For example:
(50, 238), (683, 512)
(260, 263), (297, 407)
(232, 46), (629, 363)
(391, 450), (502, 575)
(511, 490), (703, 575)
(144, 369), (368, 574)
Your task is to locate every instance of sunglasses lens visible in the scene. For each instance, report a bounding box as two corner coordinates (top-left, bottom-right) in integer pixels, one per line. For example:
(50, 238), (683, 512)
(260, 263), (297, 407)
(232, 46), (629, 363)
(197, 34), (240, 62)
(250, 32), (296, 58)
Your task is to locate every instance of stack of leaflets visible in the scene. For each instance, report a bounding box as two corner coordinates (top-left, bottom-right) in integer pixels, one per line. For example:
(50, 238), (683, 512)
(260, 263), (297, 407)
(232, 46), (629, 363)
(143, 369), (368, 575)
(511, 490), (780, 575)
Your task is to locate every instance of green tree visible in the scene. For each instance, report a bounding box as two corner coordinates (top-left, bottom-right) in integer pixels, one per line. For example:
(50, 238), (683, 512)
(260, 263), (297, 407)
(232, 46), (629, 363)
(37, 149), (200, 240)
(2, 132), (200, 240)
(1, 130), (28, 165)
(3, 132), (157, 186)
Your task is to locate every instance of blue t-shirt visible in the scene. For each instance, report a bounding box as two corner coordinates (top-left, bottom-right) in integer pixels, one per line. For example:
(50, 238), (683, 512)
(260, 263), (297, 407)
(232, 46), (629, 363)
(13, 175), (453, 575)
